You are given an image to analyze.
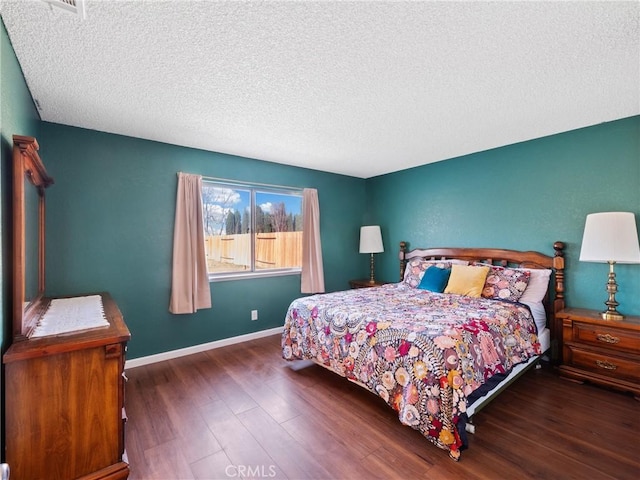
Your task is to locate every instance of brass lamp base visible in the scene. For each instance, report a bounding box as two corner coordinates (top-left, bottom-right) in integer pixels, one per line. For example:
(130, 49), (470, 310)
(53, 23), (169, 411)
(601, 261), (625, 321)
(368, 253), (376, 284)
(601, 311), (624, 321)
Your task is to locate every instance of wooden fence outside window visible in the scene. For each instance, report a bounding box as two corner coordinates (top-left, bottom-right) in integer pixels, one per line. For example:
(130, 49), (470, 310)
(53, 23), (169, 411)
(205, 232), (303, 272)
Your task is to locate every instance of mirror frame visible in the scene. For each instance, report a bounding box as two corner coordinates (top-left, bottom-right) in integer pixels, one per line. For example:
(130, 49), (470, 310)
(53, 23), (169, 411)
(12, 135), (54, 340)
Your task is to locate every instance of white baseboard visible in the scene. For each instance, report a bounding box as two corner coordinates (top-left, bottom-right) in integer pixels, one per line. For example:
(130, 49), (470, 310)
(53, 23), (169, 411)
(125, 326), (283, 369)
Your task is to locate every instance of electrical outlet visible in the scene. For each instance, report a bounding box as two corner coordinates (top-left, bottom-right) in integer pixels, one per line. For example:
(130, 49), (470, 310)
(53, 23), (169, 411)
(251, 310), (258, 321)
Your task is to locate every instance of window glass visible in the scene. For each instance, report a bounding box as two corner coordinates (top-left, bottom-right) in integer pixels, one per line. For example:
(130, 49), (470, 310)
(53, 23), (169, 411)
(202, 182), (303, 278)
(254, 190), (303, 271)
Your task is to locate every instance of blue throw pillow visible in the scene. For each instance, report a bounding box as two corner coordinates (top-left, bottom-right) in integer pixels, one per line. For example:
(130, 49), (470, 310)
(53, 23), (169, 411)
(418, 266), (451, 292)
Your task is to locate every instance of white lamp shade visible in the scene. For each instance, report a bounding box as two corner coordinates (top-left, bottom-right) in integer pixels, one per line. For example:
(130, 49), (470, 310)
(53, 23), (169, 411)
(579, 212), (640, 264)
(359, 225), (384, 254)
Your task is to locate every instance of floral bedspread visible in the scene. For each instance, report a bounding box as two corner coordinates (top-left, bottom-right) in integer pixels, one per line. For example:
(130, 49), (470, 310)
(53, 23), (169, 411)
(281, 283), (540, 460)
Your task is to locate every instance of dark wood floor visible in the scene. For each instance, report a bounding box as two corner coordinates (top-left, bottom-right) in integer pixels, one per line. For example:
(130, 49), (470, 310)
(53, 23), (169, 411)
(125, 334), (639, 480)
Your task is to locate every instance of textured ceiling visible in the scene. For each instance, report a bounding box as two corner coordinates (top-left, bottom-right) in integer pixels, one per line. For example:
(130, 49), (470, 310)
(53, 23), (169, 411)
(1, 1), (638, 179)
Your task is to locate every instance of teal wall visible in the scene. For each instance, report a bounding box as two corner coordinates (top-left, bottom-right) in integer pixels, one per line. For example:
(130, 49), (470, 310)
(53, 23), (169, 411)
(367, 116), (640, 315)
(1, 17), (40, 456)
(38, 122), (368, 358)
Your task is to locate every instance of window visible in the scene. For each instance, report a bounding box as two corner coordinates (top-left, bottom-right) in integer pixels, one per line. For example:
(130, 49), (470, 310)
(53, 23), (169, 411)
(202, 180), (303, 279)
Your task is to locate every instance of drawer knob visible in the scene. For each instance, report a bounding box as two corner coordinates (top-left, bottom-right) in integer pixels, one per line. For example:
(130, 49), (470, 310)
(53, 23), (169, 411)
(105, 343), (122, 359)
(596, 333), (620, 344)
(595, 360), (618, 370)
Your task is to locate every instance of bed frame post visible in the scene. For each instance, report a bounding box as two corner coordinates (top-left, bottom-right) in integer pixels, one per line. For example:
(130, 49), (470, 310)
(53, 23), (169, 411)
(551, 241), (566, 363)
(399, 241), (407, 282)
(552, 241), (565, 313)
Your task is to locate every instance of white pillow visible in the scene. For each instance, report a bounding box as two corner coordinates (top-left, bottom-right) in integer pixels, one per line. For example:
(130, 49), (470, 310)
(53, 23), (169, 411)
(516, 268), (552, 332)
(518, 268), (552, 303)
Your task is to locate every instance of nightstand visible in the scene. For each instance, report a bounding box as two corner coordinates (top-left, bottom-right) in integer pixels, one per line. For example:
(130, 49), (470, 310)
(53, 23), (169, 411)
(557, 308), (640, 399)
(349, 279), (386, 289)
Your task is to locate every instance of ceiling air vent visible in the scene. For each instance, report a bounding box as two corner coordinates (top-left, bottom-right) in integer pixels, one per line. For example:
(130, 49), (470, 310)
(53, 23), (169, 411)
(41, 0), (86, 19)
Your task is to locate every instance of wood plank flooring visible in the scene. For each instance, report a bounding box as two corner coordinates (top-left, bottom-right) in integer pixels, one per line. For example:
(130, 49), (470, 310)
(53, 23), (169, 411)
(125, 334), (639, 480)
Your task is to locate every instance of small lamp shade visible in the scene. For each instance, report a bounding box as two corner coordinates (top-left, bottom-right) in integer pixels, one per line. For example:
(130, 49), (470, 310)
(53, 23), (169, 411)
(579, 212), (640, 264)
(359, 226), (384, 254)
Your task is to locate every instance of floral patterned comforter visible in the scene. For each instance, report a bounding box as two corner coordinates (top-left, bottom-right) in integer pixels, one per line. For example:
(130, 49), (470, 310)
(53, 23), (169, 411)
(281, 283), (540, 460)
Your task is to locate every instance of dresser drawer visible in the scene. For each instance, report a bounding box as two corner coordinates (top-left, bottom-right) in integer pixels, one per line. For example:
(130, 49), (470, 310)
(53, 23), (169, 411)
(572, 322), (640, 354)
(565, 345), (640, 384)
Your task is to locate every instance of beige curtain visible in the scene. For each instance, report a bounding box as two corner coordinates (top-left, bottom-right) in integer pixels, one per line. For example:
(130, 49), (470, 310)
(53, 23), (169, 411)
(169, 173), (212, 314)
(301, 188), (325, 293)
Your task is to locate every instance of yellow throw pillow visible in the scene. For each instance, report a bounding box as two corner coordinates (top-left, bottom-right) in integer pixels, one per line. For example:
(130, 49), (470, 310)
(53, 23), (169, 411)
(444, 265), (490, 297)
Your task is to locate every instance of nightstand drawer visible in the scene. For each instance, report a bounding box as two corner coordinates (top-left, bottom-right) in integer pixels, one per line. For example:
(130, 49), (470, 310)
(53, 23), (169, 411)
(565, 345), (640, 384)
(573, 322), (640, 354)
(559, 308), (640, 398)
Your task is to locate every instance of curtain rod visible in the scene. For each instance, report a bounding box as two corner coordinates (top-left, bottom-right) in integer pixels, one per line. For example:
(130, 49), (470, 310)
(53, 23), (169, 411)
(177, 172), (305, 192)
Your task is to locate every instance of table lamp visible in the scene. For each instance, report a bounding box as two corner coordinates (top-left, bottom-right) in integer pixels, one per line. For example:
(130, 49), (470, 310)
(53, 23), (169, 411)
(359, 225), (384, 284)
(579, 212), (640, 320)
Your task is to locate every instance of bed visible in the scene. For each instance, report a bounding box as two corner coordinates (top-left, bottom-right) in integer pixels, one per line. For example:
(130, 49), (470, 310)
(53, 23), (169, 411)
(281, 241), (565, 460)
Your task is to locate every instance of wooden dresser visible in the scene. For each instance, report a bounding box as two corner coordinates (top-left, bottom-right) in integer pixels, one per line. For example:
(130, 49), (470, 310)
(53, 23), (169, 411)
(558, 307), (640, 399)
(3, 293), (131, 480)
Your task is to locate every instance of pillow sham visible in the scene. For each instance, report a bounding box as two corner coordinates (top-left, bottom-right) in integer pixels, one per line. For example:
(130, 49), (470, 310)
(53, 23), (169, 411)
(516, 268), (552, 333)
(418, 266), (451, 292)
(473, 263), (531, 302)
(444, 265), (489, 297)
(403, 258), (468, 288)
(517, 268), (552, 304)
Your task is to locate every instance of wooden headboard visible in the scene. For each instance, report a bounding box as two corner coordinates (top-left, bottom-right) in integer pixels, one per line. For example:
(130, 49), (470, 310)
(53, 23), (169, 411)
(399, 241), (566, 356)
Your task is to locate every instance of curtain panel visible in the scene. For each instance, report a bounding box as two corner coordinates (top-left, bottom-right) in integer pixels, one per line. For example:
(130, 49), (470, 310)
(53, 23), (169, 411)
(169, 173), (212, 314)
(301, 188), (325, 293)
